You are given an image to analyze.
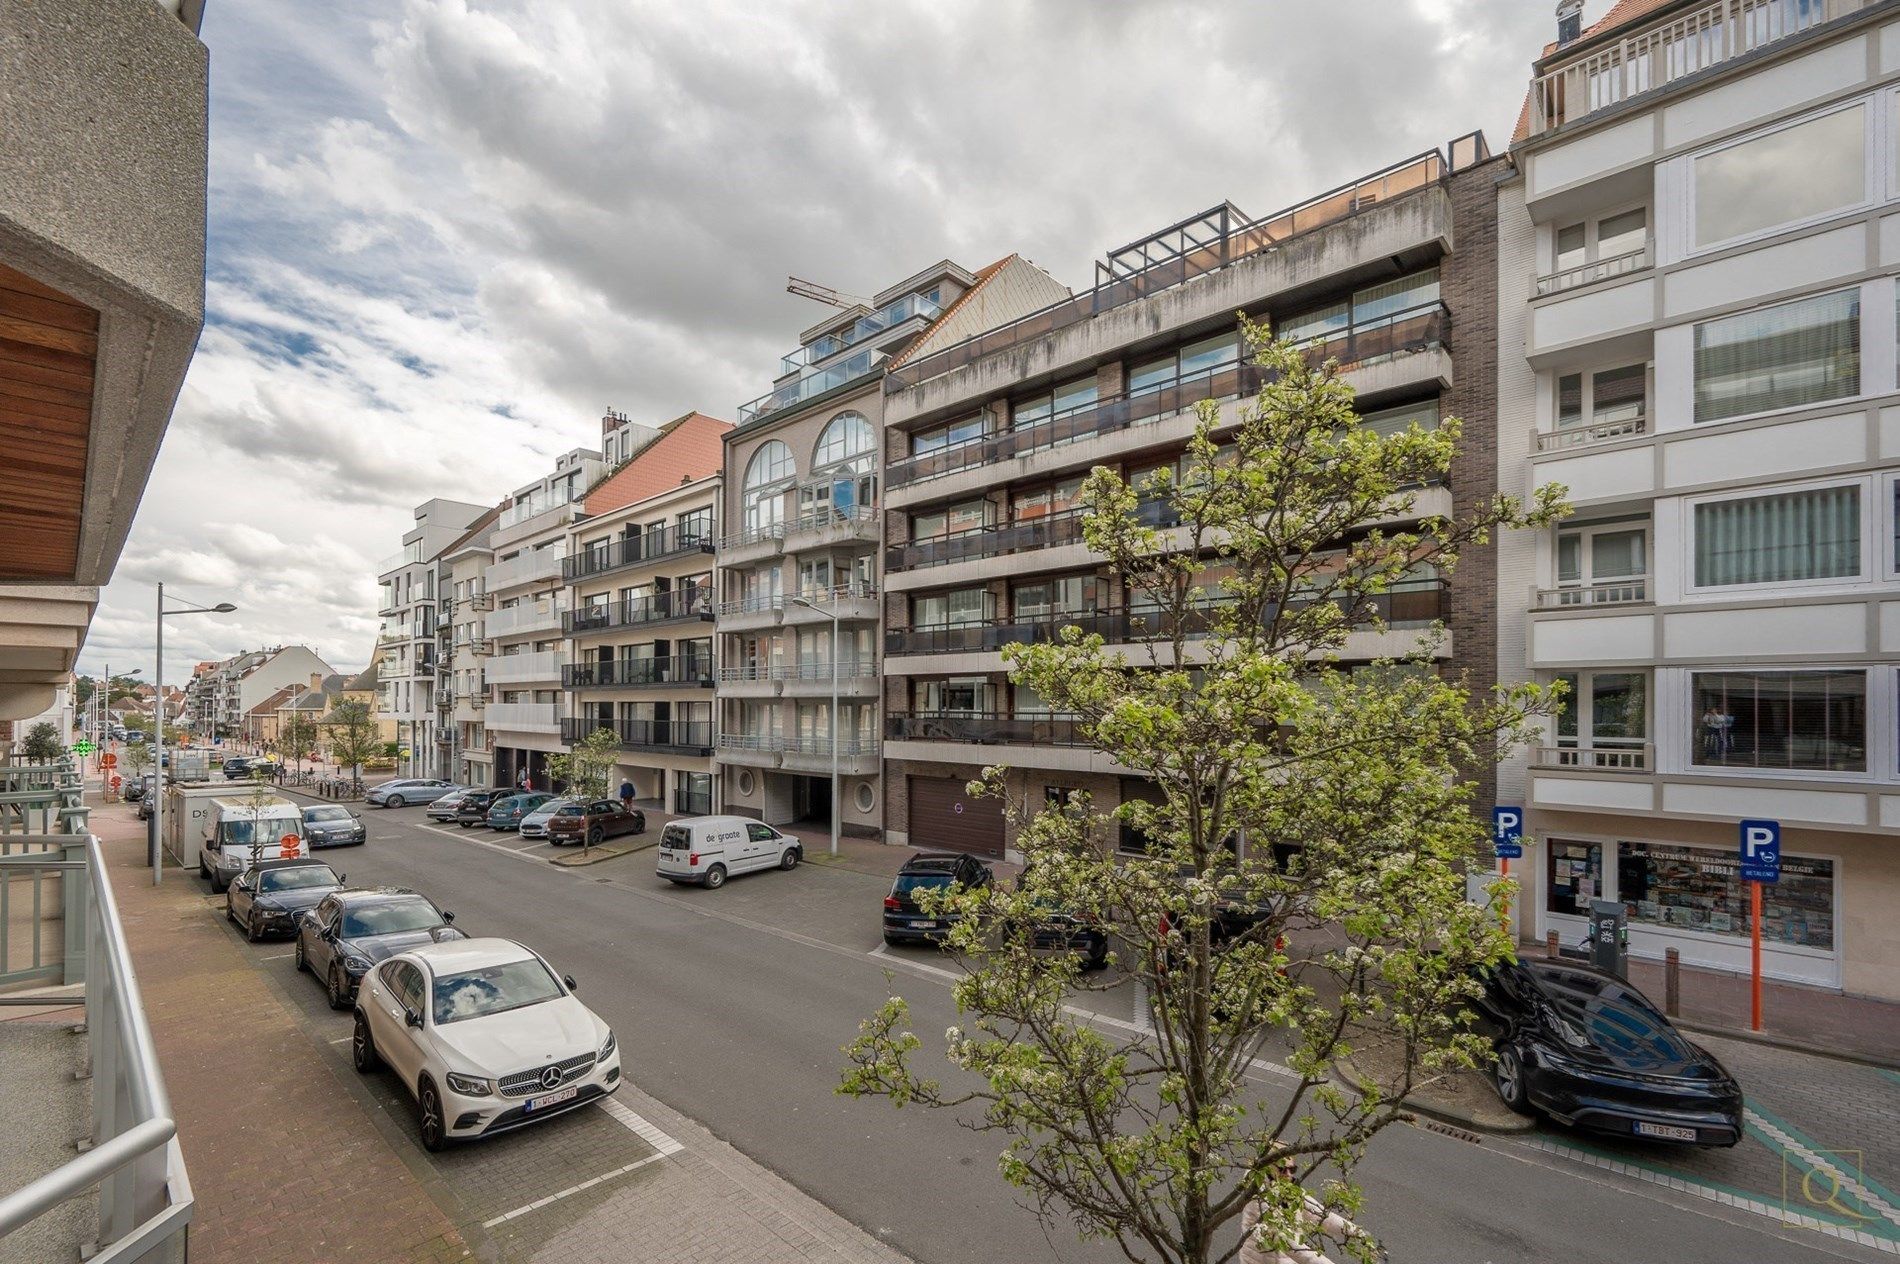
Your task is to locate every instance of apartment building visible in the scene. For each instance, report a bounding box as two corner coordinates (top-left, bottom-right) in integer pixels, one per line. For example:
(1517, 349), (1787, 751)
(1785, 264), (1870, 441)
(715, 258), (1069, 835)
(375, 498), (489, 777)
(187, 645), (337, 739)
(563, 412), (731, 813)
(878, 138), (1504, 859)
(1498, 0), (1900, 999)
(442, 509), (501, 788)
(484, 441), (624, 789)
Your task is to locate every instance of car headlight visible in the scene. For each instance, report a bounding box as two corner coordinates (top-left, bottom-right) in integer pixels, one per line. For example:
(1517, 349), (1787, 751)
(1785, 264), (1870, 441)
(599, 1030), (616, 1061)
(341, 954), (374, 974)
(445, 1071), (493, 1096)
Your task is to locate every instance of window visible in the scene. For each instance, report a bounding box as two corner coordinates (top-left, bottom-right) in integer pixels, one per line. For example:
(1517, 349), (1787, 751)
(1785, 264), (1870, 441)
(1013, 377), (1098, 428)
(1692, 484), (1861, 588)
(913, 588), (990, 628)
(1693, 288), (1859, 423)
(1692, 669), (1866, 772)
(912, 414), (985, 457)
(1128, 331), (1240, 396)
(742, 441), (795, 532)
(1013, 478), (1085, 521)
(1012, 575), (1098, 620)
(1280, 269), (1440, 356)
(1694, 105), (1865, 248)
(1554, 520), (1647, 601)
(1546, 839), (1603, 917)
(814, 412), (874, 470)
(1618, 843), (1834, 950)
(912, 499), (991, 542)
(1553, 208), (1648, 271)
(1359, 398), (1439, 437)
(1553, 672), (1647, 751)
(914, 678), (991, 714)
(676, 508), (711, 546)
(1556, 364), (1646, 431)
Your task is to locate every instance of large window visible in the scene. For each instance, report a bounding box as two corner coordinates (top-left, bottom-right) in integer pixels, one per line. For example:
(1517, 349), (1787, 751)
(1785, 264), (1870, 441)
(912, 499), (991, 542)
(1691, 669), (1866, 773)
(1693, 104), (1866, 248)
(913, 588), (990, 628)
(1359, 398), (1439, 436)
(1692, 288), (1859, 424)
(1553, 671), (1647, 752)
(1554, 519), (1647, 602)
(1691, 484), (1861, 588)
(1618, 842), (1834, 951)
(911, 414), (985, 457)
(1556, 364), (1646, 432)
(742, 441), (795, 533)
(1280, 269), (1441, 360)
(1128, 331), (1239, 397)
(1013, 377), (1098, 428)
(814, 412), (874, 470)
(1012, 575), (1099, 620)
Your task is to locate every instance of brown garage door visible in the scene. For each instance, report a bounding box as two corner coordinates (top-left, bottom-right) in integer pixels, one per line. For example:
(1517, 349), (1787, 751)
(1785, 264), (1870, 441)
(908, 776), (1005, 858)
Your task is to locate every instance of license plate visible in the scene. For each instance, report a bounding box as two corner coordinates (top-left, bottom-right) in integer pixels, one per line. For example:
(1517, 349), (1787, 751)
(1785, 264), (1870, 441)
(1633, 1121), (1696, 1142)
(524, 1086), (579, 1112)
(916, 920), (942, 929)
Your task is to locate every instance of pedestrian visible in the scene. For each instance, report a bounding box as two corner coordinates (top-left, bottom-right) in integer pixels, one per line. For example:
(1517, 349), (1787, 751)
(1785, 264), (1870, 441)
(518, 768), (532, 792)
(619, 777), (635, 811)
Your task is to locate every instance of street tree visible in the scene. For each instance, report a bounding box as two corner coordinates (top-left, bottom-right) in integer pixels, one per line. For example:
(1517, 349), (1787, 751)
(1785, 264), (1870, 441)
(548, 726), (620, 802)
(280, 712), (320, 774)
(122, 742), (154, 780)
(22, 721), (63, 762)
(840, 330), (1568, 1264)
(323, 699), (381, 785)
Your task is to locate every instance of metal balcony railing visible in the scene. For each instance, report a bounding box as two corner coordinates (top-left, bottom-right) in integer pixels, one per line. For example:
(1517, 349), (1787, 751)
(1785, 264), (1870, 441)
(564, 524), (713, 581)
(1534, 743), (1652, 772)
(1533, 579), (1649, 609)
(565, 588), (714, 634)
(1534, 242), (1652, 297)
(563, 657), (715, 689)
(1534, 414), (1648, 452)
(717, 661), (879, 683)
(1289, 302), (1448, 374)
(886, 712), (1089, 746)
(560, 717), (713, 755)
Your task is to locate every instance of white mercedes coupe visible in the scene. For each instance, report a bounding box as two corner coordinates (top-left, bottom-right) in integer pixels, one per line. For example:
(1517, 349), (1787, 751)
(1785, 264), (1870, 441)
(352, 936), (620, 1150)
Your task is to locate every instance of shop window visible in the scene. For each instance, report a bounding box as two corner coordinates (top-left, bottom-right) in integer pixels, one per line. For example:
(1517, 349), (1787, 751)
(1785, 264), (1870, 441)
(1618, 842), (1834, 950)
(1692, 669), (1866, 773)
(1546, 839), (1603, 917)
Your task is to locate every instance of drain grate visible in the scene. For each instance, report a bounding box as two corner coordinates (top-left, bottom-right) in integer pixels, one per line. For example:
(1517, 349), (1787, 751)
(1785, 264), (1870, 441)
(1414, 1117), (1483, 1145)
(595, 878), (614, 884)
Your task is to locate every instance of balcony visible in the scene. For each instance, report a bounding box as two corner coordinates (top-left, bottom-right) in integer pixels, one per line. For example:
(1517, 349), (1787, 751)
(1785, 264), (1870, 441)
(565, 587), (714, 635)
(717, 582), (880, 631)
(485, 601), (564, 639)
(1523, 0), (1870, 138)
(1534, 242), (1651, 298)
(738, 346), (882, 426)
(783, 504), (878, 553)
(1533, 413), (1648, 453)
(561, 716), (713, 756)
(1533, 579), (1649, 609)
(779, 292), (943, 375)
(486, 650), (569, 686)
(482, 702), (561, 734)
(466, 592), (495, 612)
(887, 711), (1088, 746)
(779, 735), (881, 775)
(888, 507), (1087, 573)
(716, 661), (879, 698)
(484, 548), (565, 592)
(376, 547), (423, 576)
(564, 657), (714, 690)
(1289, 302), (1448, 378)
(885, 584), (1449, 657)
(1534, 743), (1651, 772)
(564, 524), (713, 582)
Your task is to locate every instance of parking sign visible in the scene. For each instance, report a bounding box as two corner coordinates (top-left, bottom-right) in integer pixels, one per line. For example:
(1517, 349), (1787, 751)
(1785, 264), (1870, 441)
(1492, 806), (1523, 860)
(1739, 819), (1780, 883)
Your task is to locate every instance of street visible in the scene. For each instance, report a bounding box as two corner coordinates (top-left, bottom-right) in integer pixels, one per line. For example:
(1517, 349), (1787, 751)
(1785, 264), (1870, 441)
(226, 793), (1895, 1264)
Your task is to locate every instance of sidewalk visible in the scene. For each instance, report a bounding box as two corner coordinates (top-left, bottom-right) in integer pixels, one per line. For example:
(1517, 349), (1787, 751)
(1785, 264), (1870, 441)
(1622, 952), (1900, 1069)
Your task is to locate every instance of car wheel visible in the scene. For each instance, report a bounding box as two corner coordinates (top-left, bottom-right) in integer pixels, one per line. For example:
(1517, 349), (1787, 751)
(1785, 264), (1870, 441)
(883, 933), (902, 947)
(224, 898), (236, 923)
(587, 826), (603, 846)
(417, 1078), (447, 1152)
(245, 911), (264, 943)
(702, 864), (727, 890)
(1084, 940), (1109, 971)
(1493, 1044), (1532, 1115)
(198, 855), (209, 880)
(387, 795), (405, 809)
(458, 821), (471, 829)
(327, 965), (349, 1011)
(212, 874), (228, 894)
(295, 939), (308, 972)
(351, 1012), (379, 1073)
(779, 846), (799, 871)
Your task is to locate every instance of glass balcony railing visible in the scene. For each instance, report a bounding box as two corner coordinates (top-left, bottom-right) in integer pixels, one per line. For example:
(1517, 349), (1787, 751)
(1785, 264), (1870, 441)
(563, 656), (715, 689)
(887, 711), (1089, 746)
(565, 587), (714, 634)
(739, 347), (883, 426)
(560, 716), (713, 755)
(564, 522), (713, 581)
(778, 292), (942, 375)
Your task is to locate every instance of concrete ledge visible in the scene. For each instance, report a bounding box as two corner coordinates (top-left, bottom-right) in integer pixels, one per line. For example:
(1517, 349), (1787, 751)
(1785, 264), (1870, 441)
(549, 837), (657, 867)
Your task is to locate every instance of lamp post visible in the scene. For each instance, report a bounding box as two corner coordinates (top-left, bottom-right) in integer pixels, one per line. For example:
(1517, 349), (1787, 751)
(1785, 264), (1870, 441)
(154, 583), (237, 886)
(789, 595), (841, 858)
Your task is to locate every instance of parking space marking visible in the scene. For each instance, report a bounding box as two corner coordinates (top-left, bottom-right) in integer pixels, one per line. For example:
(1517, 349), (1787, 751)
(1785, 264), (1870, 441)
(328, 1036), (351, 1044)
(598, 1096), (684, 1156)
(261, 952), (294, 960)
(415, 823), (547, 863)
(480, 1150), (668, 1228)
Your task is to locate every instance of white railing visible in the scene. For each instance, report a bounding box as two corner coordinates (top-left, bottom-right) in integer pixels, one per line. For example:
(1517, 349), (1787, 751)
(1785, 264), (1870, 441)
(1534, 242), (1651, 296)
(1534, 414), (1648, 452)
(485, 650), (568, 685)
(717, 521), (787, 552)
(482, 702), (561, 733)
(1533, 578), (1649, 608)
(483, 549), (565, 592)
(787, 504), (878, 537)
(1527, 0), (1868, 136)
(718, 661), (878, 682)
(783, 735), (879, 759)
(484, 602), (563, 638)
(1535, 743), (1652, 772)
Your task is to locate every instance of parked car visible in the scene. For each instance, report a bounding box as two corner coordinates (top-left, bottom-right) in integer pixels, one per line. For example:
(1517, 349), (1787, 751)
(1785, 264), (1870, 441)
(882, 852), (993, 945)
(453, 790), (505, 829)
(226, 858), (346, 942)
(367, 778), (459, 809)
(655, 816), (798, 889)
(351, 937), (620, 1151)
(221, 756), (253, 780)
(297, 888), (462, 1011)
(518, 798), (580, 840)
(301, 804), (367, 849)
(1004, 875), (1108, 971)
(198, 794), (305, 893)
(545, 799), (646, 847)
(1472, 957), (1743, 1146)
(487, 792), (554, 831)
(123, 775), (147, 802)
(425, 791), (471, 823)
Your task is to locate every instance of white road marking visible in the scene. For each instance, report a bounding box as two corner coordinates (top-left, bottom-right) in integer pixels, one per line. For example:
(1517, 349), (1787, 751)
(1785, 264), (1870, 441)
(1746, 1107), (1900, 1231)
(598, 1096), (684, 1156)
(480, 1152), (668, 1228)
(328, 1036), (352, 1045)
(261, 952), (294, 960)
(415, 823), (546, 863)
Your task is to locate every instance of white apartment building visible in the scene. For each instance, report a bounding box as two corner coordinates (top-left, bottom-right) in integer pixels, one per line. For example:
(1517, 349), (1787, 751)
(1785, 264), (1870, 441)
(185, 645), (337, 739)
(1500, 0), (1900, 998)
(376, 498), (488, 778)
(444, 513), (499, 788)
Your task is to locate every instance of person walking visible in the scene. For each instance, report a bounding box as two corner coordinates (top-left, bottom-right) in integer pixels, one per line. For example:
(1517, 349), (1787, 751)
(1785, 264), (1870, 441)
(518, 768), (532, 792)
(619, 777), (635, 812)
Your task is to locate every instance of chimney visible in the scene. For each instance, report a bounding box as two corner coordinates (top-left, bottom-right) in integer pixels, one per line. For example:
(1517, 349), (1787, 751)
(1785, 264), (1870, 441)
(1556, 0), (1584, 46)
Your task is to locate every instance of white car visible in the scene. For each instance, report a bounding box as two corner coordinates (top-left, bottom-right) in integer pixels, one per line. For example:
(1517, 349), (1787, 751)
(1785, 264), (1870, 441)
(351, 937), (619, 1151)
(518, 798), (581, 840)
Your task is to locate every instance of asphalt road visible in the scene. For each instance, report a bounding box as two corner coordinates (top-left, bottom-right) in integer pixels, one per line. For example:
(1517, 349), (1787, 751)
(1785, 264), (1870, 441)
(293, 800), (1886, 1264)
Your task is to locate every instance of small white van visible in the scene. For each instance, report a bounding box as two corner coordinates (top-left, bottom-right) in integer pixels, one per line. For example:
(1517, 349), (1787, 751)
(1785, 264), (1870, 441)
(655, 816), (799, 889)
(198, 795), (305, 892)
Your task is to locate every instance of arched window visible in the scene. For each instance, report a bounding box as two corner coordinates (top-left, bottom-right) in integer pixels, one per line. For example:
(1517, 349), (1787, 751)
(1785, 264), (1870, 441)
(813, 411), (874, 471)
(742, 440), (795, 533)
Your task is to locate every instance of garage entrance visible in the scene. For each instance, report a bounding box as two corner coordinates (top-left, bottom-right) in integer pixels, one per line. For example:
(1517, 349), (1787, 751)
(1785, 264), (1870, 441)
(907, 776), (1005, 858)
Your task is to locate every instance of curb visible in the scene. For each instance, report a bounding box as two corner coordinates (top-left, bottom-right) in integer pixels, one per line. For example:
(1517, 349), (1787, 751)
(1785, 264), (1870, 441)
(1334, 1054), (1536, 1136)
(1672, 1017), (1900, 1073)
(549, 838), (657, 867)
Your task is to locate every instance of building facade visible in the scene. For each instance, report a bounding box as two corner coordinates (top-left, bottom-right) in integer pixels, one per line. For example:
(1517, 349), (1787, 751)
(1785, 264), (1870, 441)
(375, 498), (488, 778)
(1500, 0), (1900, 998)
(564, 412), (730, 813)
(442, 512), (500, 788)
(879, 139), (1502, 859)
(714, 258), (1069, 834)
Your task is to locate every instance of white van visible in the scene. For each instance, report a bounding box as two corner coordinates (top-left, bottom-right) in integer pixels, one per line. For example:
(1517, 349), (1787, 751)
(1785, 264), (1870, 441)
(198, 795), (305, 892)
(655, 816), (799, 889)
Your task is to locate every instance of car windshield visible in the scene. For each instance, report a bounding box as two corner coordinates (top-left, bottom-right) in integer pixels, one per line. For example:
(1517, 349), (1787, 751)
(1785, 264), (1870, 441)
(220, 820), (259, 847)
(258, 867), (339, 892)
(1532, 969), (1697, 1067)
(305, 807), (351, 822)
(894, 873), (954, 895)
(431, 959), (563, 1025)
(554, 803), (584, 816)
(342, 901), (442, 937)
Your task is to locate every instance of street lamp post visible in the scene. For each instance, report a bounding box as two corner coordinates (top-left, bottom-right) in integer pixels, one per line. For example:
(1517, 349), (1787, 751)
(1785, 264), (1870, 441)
(153, 583), (237, 886)
(790, 596), (841, 858)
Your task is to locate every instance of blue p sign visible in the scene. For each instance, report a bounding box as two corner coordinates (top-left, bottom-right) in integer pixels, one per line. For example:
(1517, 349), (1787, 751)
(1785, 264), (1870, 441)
(1493, 806), (1523, 859)
(1739, 819), (1780, 883)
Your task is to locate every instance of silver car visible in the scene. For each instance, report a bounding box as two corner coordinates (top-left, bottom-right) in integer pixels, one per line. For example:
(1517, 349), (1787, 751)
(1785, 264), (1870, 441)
(518, 798), (581, 840)
(366, 779), (459, 808)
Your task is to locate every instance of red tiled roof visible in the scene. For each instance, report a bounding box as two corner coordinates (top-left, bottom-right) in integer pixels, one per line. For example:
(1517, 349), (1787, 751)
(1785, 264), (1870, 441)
(584, 412), (733, 516)
(1513, 0), (1682, 141)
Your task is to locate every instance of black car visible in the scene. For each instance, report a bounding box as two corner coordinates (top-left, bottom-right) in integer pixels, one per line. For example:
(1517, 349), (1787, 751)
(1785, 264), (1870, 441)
(301, 804), (367, 849)
(221, 756), (253, 781)
(296, 888), (463, 1010)
(883, 853), (993, 946)
(453, 789), (505, 828)
(1473, 957), (1743, 1147)
(226, 859), (346, 943)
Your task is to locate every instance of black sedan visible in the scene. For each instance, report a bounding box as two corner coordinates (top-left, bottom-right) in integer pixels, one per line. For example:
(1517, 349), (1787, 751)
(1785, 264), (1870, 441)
(1473, 957), (1743, 1146)
(301, 805), (367, 849)
(295, 888), (463, 1010)
(883, 852), (993, 946)
(453, 789), (505, 828)
(226, 859), (346, 943)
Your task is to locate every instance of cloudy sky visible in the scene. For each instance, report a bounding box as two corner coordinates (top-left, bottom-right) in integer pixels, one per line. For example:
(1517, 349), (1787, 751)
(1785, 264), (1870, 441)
(80, 0), (1586, 682)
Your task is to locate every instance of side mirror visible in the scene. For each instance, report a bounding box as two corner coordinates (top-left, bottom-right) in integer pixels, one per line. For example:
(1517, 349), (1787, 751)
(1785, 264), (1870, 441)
(404, 1008), (423, 1029)
(337, 873), (347, 884)
(320, 927), (337, 942)
(441, 911), (455, 924)
(562, 974), (579, 992)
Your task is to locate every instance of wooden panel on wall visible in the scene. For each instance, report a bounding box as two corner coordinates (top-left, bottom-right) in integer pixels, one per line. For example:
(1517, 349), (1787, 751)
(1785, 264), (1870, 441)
(0, 261), (96, 580)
